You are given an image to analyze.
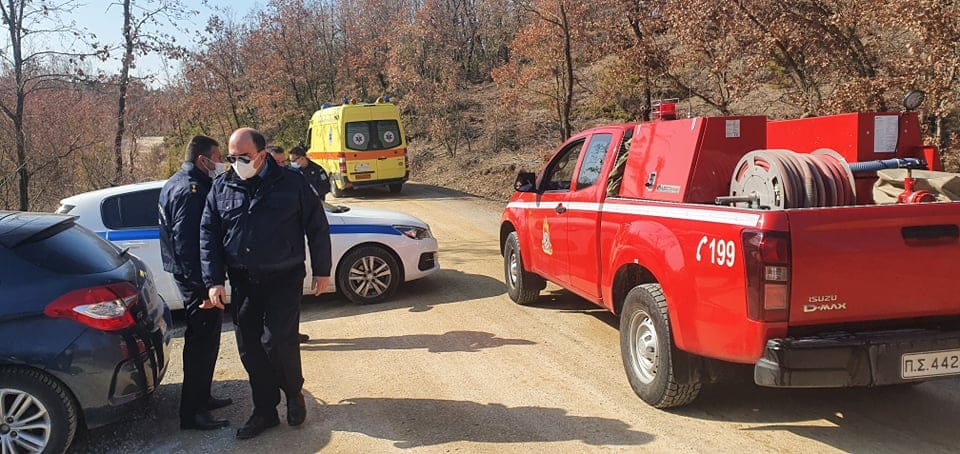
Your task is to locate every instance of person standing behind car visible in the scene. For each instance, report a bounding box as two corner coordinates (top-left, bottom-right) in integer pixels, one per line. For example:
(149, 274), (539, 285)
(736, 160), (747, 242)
(266, 144), (314, 344)
(200, 128), (332, 440)
(288, 144), (330, 201)
(158, 135), (232, 431)
(266, 145), (286, 168)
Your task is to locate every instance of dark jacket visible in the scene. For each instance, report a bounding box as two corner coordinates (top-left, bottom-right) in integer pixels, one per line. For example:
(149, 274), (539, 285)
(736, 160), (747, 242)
(159, 162), (213, 284)
(298, 159), (330, 200)
(200, 157), (331, 287)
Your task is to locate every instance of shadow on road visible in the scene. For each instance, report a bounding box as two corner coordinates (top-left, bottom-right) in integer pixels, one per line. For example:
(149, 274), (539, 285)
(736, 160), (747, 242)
(527, 289), (620, 329)
(68, 379), (255, 453)
(299, 268), (505, 322)
(301, 330), (535, 353)
(679, 380), (960, 452)
(329, 182), (482, 201)
(71, 386), (651, 453)
(312, 397), (653, 449)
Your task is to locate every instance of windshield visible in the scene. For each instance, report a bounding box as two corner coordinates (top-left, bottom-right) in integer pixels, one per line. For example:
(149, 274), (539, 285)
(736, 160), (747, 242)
(344, 120), (402, 151)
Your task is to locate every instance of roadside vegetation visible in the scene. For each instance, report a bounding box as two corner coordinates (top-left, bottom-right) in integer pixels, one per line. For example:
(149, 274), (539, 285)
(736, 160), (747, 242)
(2, 0), (959, 209)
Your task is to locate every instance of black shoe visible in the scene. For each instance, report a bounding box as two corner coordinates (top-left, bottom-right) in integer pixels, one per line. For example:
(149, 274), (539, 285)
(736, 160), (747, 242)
(180, 411), (229, 431)
(298, 333), (310, 343)
(236, 413), (280, 440)
(203, 396), (233, 411)
(287, 393), (306, 426)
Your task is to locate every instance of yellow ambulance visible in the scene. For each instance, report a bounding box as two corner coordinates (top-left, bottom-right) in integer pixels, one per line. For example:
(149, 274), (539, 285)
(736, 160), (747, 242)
(305, 98), (408, 196)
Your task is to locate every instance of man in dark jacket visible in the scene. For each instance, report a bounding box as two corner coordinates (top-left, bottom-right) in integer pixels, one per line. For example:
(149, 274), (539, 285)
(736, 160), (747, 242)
(158, 135), (232, 431)
(265, 144), (316, 344)
(288, 145), (330, 200)
(200, 128), (332, 440)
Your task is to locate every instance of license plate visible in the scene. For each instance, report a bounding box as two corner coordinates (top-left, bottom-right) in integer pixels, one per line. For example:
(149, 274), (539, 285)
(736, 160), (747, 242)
(901, 349), (960, 379)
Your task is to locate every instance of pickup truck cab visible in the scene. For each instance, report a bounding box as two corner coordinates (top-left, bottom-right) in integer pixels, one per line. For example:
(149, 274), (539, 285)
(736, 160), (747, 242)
(500, 109), (960, 408)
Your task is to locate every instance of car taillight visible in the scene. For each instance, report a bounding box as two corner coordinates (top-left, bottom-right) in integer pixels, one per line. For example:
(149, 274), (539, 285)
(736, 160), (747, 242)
(742, 230), (790, 322)
(44, 282), (139, 331)
(338, 154), (348, 174)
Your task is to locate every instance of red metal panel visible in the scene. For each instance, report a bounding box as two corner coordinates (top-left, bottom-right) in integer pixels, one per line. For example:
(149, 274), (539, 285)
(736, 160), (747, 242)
(619, 117), (766, 203)
(686, 116), (768, 203)
(786, 203), (960, 325)
(768, 112), (935, 204)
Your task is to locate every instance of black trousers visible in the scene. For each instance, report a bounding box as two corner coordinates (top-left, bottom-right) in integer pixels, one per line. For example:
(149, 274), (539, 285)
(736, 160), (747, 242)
(229, 268), (304, 418)
(174, 275), (223, 420)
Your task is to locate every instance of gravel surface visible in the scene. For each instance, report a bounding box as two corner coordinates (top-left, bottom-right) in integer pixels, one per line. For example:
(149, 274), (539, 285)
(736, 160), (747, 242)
(69, 182), (960, 453)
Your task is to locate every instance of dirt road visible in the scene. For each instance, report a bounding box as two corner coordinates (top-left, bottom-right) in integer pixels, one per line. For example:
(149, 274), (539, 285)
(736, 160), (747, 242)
(71, 183), (960, 453)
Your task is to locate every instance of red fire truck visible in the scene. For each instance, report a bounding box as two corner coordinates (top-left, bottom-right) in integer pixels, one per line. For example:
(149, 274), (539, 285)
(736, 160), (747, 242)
(500, 93), (960, 408)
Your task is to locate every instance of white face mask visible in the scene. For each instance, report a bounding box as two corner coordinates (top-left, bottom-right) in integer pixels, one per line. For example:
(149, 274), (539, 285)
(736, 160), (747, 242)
(233, 157), (258, 180)
(203, 156), (226, 178)
(209, 162), (226, 178)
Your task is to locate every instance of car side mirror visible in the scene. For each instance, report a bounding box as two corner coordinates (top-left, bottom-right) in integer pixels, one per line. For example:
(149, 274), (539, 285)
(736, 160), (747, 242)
(514, 172), (537, 192)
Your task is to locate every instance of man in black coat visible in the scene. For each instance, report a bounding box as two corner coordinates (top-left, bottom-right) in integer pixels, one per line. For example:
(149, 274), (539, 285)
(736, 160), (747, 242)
(288, 145), (330, 200)
(200, 128), (332, 440)
(158, 135), (232, 431)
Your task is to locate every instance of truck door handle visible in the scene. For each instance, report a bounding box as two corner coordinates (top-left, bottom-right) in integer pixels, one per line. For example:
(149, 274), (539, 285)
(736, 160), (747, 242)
(901, 224), (959, 246)
(120, 241), (145, 249)
(555, 204), (567, 214)
(378, 157), (388, 160)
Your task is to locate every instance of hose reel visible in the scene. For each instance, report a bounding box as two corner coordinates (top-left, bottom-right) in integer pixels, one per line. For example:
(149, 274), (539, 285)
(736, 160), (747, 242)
(722, 148), (856, 209)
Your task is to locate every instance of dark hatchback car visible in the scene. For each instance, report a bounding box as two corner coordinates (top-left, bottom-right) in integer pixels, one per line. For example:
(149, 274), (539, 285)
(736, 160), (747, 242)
(0, 211), (171, 453)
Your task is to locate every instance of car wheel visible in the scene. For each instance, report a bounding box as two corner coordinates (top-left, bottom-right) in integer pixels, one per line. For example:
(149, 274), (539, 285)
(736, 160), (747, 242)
(620, 283), (701, 408)
(337, 245), (401, 304)
(0, 367), (79, 454)
(330, 179), (345, 198)
(503, 231), (544, 305)
(388, 183), (403, 194)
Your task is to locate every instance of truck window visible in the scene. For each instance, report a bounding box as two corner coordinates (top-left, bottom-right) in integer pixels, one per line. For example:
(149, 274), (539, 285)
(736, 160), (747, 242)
(576, 133), (613, 190)
(542, 139), (585, 192)
(606, 129), (634, 197)
(345, 120), (401, 151)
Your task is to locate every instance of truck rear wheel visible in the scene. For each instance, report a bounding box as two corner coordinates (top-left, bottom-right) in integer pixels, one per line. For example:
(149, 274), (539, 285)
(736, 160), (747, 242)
(503, 232), (544, 305)
(388, 183), (403, 194)
(620, 283), (701, 408)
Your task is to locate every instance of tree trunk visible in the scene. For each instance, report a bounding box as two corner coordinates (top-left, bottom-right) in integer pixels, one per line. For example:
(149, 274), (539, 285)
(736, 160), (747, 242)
(113, 0), (133, 185)
(15, 99), (28, 211)
(559, 1), (573, 141)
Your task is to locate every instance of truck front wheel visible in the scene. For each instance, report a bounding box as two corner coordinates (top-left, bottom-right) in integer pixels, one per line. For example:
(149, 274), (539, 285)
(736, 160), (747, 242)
(620, 283), (701, 408)
(503, 232), (545, 305)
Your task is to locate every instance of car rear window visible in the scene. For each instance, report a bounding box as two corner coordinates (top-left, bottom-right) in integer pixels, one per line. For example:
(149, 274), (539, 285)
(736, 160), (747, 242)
(13, 223), (125, 274)
(101, 188), (161, 229)
(345, 120), (401, 151)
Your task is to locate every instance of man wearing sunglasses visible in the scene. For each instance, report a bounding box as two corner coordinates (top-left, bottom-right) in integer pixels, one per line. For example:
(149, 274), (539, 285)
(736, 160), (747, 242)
(200, 128), (332, 440)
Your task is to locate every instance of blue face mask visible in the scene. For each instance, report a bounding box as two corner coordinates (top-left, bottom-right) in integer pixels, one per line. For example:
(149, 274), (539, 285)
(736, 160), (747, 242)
(289, 160), (301, 169)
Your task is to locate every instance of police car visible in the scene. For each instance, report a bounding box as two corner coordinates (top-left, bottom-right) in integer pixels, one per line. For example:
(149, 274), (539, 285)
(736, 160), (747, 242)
(56, 181), (439, 310)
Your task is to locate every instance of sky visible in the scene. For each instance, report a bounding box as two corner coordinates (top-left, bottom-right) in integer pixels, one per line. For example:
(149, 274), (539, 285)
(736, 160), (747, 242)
(5, 0), (266, 87)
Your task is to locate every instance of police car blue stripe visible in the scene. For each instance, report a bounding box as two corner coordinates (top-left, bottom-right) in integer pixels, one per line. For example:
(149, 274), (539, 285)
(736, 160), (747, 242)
(330, 224), (401, 235)
(106, 228), (160, 241)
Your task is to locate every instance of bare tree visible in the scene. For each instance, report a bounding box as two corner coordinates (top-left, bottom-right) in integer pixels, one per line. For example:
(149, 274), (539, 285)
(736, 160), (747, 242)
(0, 0), (105, 210)
(109, 0), (191, 185)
